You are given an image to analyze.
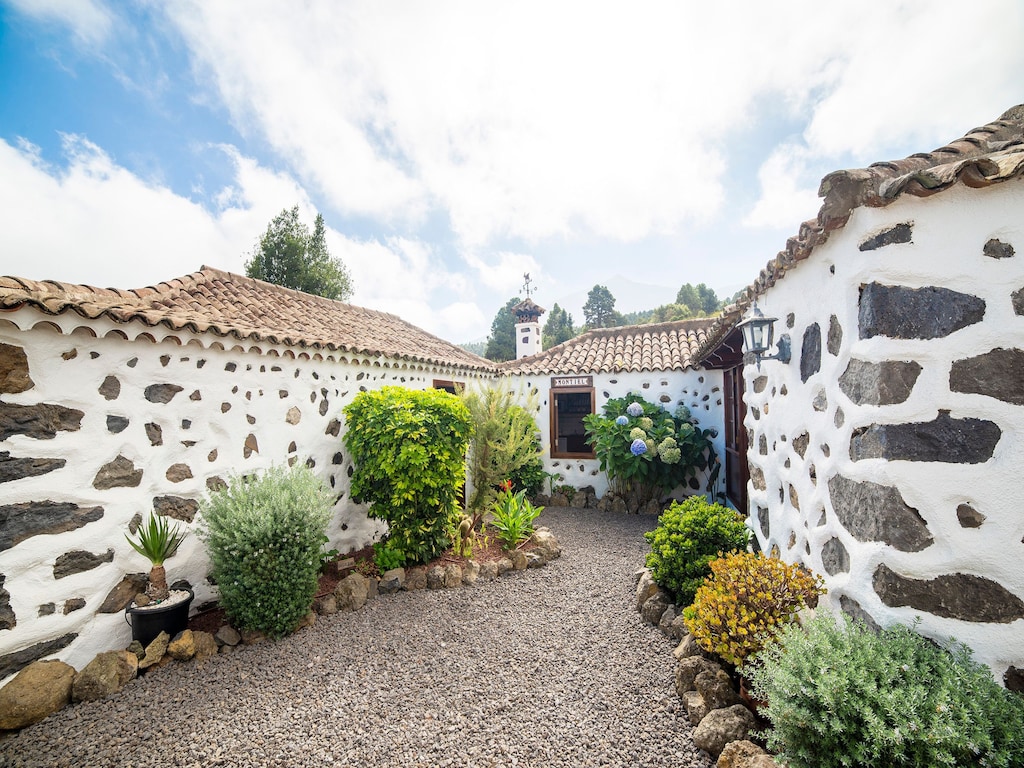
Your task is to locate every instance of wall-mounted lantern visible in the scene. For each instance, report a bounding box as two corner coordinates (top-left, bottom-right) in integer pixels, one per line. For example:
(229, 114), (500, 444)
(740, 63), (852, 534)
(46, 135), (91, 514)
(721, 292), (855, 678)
(736, 304), (791, 369)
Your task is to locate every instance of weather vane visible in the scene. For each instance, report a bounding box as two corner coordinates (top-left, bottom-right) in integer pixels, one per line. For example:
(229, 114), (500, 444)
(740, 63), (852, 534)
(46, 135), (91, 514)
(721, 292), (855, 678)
(522, 272), (534, 298)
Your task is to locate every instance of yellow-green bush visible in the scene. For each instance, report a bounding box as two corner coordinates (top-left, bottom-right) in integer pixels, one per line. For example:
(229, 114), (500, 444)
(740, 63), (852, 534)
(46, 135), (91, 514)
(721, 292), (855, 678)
(683, 551), (825, 668)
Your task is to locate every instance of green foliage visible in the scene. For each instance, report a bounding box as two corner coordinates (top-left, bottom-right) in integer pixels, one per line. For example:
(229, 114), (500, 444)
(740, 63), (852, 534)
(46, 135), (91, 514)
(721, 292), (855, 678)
(675, 282), (722, 315)
(372, 540), (405, 572)
(125, 513), (186, 566)
(583, 284), (623, 329)
(683, 551), (825, 668)
(463, 383), (543, 522)
(484, 297), (521, 362)
(542, 302), (576, 348)
(245, 206), (354, 300)
(199, 464), (333, 638)
(747, 614), (1024, 768)
(490, 485), (543, 550)
(584, 394), (718, 504)
(343, 386), (472, 566)
(643, 496), (749, 606)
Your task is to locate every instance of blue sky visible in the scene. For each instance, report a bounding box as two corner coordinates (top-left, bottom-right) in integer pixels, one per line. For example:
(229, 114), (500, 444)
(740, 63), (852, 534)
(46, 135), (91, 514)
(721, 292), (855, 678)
(1, 1), (1023, 343)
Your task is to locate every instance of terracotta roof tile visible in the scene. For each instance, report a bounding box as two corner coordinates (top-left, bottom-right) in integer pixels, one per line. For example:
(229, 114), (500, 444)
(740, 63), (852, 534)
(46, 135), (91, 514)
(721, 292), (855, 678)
(501, 318), (713, 375)
(695, 104), (1024, 362)
(0, 267), (492, 371)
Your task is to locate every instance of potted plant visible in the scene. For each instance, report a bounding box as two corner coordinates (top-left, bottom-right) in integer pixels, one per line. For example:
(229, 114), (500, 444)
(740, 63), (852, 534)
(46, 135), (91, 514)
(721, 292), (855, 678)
(124, 513), (193, 646)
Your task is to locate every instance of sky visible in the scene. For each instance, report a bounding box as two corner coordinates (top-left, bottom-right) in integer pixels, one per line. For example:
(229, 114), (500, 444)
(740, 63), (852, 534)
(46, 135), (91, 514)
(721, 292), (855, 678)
(1, 1), (1022, 344)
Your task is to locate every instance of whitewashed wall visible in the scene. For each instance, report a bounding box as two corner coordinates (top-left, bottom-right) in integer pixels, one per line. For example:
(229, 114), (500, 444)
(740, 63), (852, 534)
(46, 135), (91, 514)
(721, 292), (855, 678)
(504, 368), (726, 499)
(745, 179), (1024, 684)
(0, 307), (488, 682)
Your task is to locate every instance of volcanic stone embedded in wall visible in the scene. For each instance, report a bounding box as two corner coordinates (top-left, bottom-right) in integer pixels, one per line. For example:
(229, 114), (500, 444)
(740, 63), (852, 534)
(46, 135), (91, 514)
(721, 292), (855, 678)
(243, 434), (258, 458)
(0, 343), (34, 394)
(858, 283), (985, 340)
(800, 323), (821, 383)
(752, 376), (767, 394)
(98, 573), (147, 613)
(949, 347), (1024, 405)
(0, 574), (14, 630)
(956, 503), (986, 528)
(839, 595), (881, 632)
(0, 402), (83, 440)
(0, 452), (66, 483)
(165, 463), (192, 483)
(0, 501), (103, 552)
(821, 537), (850, 575)
(106, 415), (129, 434)
(1006, 666), (1024, 693)
(827, 474), (933, 552)
(53, 548), (114, 579)
(153, 495), (199, 523)
(749, 465), (766, 491)
(850, 410), (1000, 464)
(98, 375), (120, 400)
(144, 383), (183, 404)
(0, 633), (77, 679)
(757, 506), (769, 539)
(983, 238), (1015, 259)
(791, 432), (809, 459)
(1013, 286), (1024, 316)
(325, 419), (341, 437)
(286, 407), (301, 425)
(859, 222), (912, 251)
(93, 455), (143, 489)
(827, 315), (842, 356)
(873, 563), (1024, 623)
(839, 359), (922, 406)
(145, 422), (163, 446)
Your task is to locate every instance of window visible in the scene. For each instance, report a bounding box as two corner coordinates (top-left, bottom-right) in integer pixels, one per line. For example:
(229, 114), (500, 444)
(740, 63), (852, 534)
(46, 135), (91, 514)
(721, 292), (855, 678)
(432, 379), (464, 395)
(550, 386), (595, 458)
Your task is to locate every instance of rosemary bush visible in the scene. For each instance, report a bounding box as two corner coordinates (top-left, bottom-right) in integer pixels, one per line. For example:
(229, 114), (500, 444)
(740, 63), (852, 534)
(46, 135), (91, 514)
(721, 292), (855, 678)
(199, 464), (333, 638)
(746, 614), (1024, 768)
(643, 496), (749, 607)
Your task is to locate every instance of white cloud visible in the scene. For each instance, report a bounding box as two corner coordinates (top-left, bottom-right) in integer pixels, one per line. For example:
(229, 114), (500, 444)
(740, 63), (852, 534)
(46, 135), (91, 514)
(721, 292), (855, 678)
(743, 145), (821, 230)
(5, 0), (113, 46)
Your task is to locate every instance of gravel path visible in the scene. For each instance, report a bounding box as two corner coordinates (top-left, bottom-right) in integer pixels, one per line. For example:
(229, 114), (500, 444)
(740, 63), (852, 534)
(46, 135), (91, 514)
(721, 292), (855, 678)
(0, 508), (711, 768)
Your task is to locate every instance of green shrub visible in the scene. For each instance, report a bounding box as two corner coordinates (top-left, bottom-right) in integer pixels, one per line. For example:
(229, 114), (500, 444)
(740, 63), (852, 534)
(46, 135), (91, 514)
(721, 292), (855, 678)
(683, 551), (825, 668)
(344, 386), (472, 566)
(747, 614), (1024, 768)
(199, 464), (333, 638)
(490, 482), (543, 550)
(463, 383), (543, 523)
(584, 395), (718, 506)
(643, 496), (749, 606)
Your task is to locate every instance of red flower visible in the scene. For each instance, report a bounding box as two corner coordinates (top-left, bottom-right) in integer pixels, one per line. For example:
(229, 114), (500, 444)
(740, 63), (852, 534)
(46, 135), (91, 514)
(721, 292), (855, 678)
(499, 479), (513, 492)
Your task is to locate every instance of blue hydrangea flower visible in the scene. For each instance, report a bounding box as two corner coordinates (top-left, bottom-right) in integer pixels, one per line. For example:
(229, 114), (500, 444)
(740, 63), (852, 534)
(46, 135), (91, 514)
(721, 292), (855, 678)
(615, 415), (629, 426)
(626, 402), (644, 418)
(630, 438), (648, 456)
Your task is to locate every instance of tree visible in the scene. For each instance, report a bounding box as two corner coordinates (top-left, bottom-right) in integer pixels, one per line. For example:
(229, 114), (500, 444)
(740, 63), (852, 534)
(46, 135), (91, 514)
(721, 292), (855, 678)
(245, 206), (354, 301)
(675, 282), (721, 316)
(542, 303), (575, 348)
(583, 285), (622, 329)
(484, 297), (521, 362)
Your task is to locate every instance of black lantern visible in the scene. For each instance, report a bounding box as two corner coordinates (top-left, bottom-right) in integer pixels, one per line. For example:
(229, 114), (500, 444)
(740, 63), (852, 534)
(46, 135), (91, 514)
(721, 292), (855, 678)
(736, 305), (791, 369)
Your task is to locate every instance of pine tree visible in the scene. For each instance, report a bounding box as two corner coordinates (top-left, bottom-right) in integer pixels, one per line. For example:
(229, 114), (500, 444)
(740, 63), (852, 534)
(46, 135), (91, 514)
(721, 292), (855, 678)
(542, 303), (575, 348)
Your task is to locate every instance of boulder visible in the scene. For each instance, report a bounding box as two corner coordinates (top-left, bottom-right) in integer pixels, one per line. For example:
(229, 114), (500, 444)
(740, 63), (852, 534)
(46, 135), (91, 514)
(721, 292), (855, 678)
(139, 632), (170, 670)
(378, 568), (405, 594)
(404, 566), (427, 591)
(640, 589), (672, 626)
(72, 650), (137, 702)
(479, 561), (499, 581)
(635, 570), (659, 611)
(509, 550), (528, 570)
(240, 628), (266, 645)
(462, 560), (480, 585)
(314, 594), (338, 615)
(675, 656), (721, 697)
(693, 705), (757, 759)
(167, 629), (197, 661)
(192, 631), (218, 662)
(0, 659), (75, 730)
(695, 669), (743, 710)
(335, 573), (369, 610)
(496, 558), (513, 576)
(666, 614), (689, 641)
(548, 492), (570, 507)
(658, 604), (678, 635)
(682, 690), (708, 726)
(215, 625), (241, 647)
(525, 552), (545, 568)
(673, 633), (713, 661)
(426, 565), (446, 589)
(442, 563), (462, 588)
(716, 740), (776, 768)
(294, 611), (316, 631)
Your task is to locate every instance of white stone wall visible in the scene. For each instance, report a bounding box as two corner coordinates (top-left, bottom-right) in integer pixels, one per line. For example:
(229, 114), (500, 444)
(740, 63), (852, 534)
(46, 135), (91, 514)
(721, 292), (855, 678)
(505, 368), (726, 499)
(0, 307), (487, 681)
(745, 180), (1024, 683)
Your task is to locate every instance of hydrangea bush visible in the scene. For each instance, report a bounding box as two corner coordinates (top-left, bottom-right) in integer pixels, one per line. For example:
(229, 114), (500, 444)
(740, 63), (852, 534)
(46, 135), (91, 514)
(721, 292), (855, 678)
(583, 394), (718, 505)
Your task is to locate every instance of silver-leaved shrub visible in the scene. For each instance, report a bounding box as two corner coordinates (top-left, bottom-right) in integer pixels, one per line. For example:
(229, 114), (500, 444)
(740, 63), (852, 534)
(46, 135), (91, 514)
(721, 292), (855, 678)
(200, 464), (333, 638)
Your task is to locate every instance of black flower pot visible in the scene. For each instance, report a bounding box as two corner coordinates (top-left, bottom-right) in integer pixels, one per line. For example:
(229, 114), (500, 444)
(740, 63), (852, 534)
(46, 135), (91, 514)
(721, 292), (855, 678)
(125, 589), (194, 646)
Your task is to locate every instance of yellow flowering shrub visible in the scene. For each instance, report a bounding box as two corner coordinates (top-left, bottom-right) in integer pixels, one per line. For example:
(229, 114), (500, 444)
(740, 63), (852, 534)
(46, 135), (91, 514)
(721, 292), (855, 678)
(683, 551), (825, 668)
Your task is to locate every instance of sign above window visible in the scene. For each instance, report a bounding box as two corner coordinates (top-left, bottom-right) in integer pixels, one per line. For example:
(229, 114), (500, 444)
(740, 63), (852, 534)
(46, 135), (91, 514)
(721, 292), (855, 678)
(551, 375), (593, 389)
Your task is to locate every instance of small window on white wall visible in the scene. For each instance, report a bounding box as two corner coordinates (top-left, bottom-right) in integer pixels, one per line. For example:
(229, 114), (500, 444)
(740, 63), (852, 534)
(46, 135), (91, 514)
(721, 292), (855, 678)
(550, 387), (595, 458)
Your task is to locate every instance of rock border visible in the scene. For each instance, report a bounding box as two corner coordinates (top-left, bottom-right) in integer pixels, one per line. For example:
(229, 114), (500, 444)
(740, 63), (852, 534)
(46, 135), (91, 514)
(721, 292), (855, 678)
(0, 528), (562, 732)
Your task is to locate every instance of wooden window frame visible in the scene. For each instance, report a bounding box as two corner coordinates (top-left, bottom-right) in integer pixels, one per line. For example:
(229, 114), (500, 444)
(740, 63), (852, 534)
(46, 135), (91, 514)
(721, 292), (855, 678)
(549, 386), (596, 459)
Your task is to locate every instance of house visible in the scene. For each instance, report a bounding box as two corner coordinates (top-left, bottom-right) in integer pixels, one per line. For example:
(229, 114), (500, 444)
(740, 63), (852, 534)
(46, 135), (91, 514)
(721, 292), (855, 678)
(1, 104), (1021, 689)
(696, 104), (1024, 688)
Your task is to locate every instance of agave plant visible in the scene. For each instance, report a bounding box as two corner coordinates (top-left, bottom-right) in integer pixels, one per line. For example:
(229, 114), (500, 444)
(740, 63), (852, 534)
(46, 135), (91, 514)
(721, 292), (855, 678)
(126, 513), (187, 602)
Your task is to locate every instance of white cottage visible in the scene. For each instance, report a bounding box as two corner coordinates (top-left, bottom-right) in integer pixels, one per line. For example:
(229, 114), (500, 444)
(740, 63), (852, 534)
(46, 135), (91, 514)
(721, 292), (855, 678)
(698, 104), (1024, 688)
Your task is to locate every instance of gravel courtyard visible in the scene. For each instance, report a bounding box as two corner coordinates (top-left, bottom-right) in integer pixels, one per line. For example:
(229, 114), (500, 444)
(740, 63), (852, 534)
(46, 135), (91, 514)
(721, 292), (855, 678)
(0, 507), (711, 768)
